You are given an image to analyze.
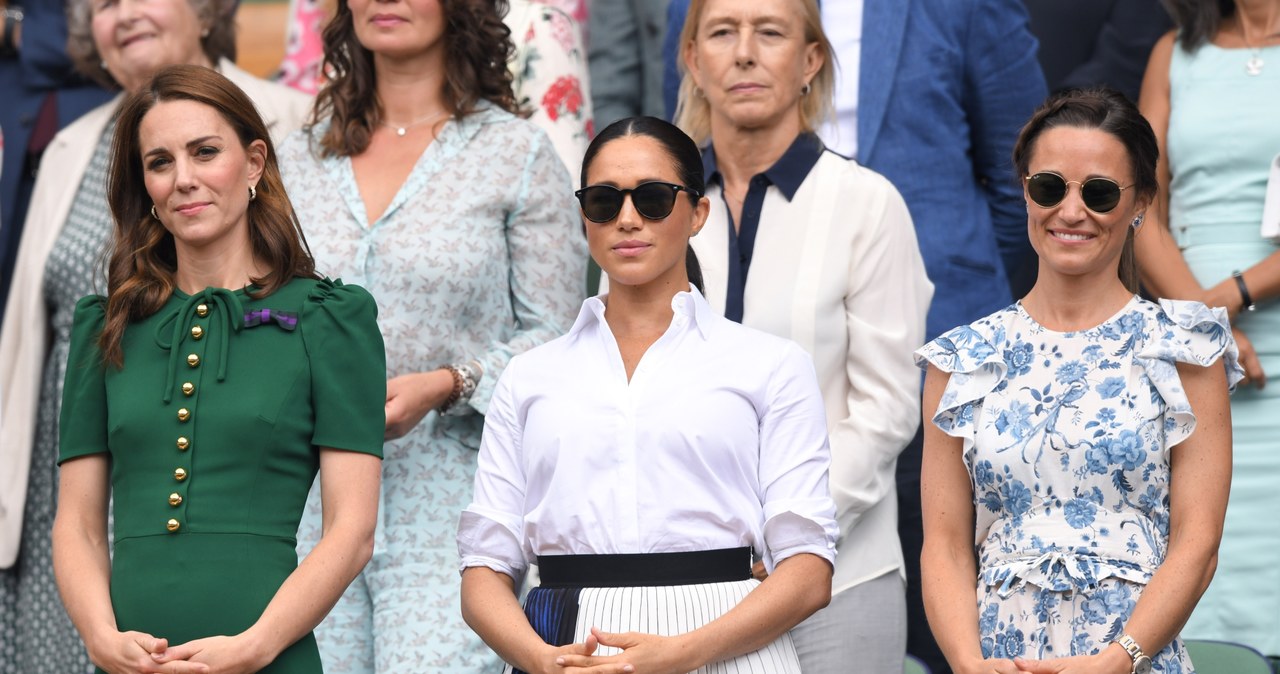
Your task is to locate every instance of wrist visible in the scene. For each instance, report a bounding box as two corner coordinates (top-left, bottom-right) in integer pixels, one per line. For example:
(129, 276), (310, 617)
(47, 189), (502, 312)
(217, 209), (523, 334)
(1, 7), (21, 56)
(238, 626), (281, 670)
(1232, 270), (1258, 313)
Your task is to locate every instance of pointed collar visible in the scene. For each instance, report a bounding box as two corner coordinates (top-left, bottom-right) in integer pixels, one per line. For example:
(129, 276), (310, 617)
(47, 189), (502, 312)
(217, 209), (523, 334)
(702, 133), (825, 201)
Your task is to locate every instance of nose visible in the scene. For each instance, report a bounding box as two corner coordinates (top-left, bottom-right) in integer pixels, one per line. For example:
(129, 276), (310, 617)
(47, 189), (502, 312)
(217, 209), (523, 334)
(733, 29), (756, 67)
(615, 193), (643, 230)
(1055, 184), (1089, 223)
(116, 0), (140, 23)
(173, 157), (199, 192)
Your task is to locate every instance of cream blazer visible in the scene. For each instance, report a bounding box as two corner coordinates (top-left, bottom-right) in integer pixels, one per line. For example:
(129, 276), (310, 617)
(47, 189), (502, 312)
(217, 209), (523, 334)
(0, 60), (311, 568)
(691, 152), (934, 595)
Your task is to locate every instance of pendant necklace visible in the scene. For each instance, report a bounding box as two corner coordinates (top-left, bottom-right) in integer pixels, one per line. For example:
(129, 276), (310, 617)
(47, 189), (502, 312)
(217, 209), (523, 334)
(1242, 21), (1265, 76)
(381, 110), (450, 137)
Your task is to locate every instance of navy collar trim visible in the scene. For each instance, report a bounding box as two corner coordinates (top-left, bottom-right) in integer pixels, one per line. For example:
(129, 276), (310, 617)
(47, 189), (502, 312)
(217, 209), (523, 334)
(702, 133), (825, 201)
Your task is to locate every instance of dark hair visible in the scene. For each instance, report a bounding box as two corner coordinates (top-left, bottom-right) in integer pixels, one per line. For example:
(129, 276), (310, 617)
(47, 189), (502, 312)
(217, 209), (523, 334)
(1012, 87), (1159, 294)
(310, 0), (520, 157)
(101, 64), (320, 366)
(1163, 0), (1235, 51)
(68, 0), (236, 90)
(581, 116), (706, 293)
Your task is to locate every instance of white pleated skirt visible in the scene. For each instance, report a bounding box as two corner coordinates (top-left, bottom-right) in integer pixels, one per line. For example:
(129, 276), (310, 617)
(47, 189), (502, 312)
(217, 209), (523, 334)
(505, 579), (803, 674)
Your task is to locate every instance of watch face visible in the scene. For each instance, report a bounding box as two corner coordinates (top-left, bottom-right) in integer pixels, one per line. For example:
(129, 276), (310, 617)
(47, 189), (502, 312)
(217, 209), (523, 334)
(1134, 655), (1153, 674)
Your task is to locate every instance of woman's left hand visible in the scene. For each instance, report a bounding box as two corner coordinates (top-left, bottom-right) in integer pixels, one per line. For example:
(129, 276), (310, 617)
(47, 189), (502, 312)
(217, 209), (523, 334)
(150, 635), (271, 674)
(384, 370), (455, 440)
(554, 627), (696, 674)
(1012, 645), (1132, 674)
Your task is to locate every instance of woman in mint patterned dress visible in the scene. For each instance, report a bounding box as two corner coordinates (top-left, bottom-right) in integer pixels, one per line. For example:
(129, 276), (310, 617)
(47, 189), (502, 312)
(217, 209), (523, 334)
(917, 89), (1240, 674)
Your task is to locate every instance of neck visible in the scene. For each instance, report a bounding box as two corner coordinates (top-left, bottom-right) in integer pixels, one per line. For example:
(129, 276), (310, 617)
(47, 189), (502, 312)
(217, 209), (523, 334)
(374, 52), (450, 125)
(708, 114), (805, 189)
(173, 235), (264, 295)
(1022, 269), (1133, 332)
(1234, 0), (1280, 40)
(601, 276), (687, 340)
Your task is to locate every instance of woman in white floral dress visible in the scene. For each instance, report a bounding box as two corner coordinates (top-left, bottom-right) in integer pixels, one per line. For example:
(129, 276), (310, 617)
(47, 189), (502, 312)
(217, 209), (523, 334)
(916, 88), (1240, 674)
(277, 0), (585, 671)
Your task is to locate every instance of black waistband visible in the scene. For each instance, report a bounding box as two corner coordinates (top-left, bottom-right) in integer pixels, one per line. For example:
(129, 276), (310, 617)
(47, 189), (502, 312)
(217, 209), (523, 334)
(537, 547), (752, 588)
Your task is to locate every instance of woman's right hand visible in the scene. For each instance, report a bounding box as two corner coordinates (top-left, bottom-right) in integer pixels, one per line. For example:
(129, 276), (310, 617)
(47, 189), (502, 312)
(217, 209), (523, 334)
(534, 633), (631, 674)
(1234, 326), (1266, 389)
(954, 657), (1031, 674)
(88, 632), (209, 674)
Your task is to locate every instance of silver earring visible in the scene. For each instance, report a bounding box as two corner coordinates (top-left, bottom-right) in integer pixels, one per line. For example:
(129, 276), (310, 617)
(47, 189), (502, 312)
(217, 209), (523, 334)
(150, 205), (159, 219)
(200, 28), (209, 38)
(1132, 213), (1145, 229)
(248, 184), (257, 201)
(801, 82), (811, 96)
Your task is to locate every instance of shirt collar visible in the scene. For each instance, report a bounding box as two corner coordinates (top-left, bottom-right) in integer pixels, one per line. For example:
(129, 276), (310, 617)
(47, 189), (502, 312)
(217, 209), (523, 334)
(571, 285), (715, 342)
(702, 133), (825, 201)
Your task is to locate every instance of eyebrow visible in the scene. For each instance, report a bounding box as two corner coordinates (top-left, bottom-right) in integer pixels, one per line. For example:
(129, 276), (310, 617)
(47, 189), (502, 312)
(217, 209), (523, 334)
(143, 135), (222, 158)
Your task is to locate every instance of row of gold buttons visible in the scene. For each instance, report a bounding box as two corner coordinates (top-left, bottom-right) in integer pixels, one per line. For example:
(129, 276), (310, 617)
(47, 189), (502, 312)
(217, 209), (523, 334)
(167, 302), (208, 533)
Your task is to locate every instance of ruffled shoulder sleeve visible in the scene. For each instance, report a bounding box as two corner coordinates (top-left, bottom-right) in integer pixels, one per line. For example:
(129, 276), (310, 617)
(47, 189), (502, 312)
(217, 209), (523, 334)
(1135, 299), (1244, 446)
(58, 296), (109, 464)
(913, 318), (1009, 441)
(299, 278), (387, 457)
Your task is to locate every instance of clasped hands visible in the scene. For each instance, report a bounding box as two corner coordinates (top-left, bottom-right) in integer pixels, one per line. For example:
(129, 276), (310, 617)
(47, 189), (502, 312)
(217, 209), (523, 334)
(537, 627), (695, 674)
(91, 630), (271, 674)
(958, 644), (1135, 674)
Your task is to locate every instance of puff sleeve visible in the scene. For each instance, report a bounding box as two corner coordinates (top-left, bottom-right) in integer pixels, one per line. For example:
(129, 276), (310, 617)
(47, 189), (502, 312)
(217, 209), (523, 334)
(914, 323), (1008, 446)
(1135, 299), (1244, 447)
(300, 279), (387, 457)
(58, 295), (109, 464)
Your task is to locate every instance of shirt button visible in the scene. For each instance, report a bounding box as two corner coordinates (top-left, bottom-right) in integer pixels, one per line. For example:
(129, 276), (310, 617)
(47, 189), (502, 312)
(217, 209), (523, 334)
(196, 304), (209, 317)
(166, 519), (181, 532)
(177, 408), (191, 422)
(176, 436), (189, 451)
(187, 354), (200, 367)
(174, 468), (188, 482)
(191, 325), (204, 340)
(182, 382), (194, 396)
(169, 493), (183, 506)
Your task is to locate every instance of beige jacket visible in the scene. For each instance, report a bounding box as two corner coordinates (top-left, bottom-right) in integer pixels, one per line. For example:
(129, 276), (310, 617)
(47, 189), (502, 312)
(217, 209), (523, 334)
(0, 60), (311, 568)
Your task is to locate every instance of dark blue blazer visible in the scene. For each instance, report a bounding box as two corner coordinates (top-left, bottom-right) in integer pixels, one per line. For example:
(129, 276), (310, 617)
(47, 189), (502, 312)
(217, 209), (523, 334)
(664, 0), (1047, 341)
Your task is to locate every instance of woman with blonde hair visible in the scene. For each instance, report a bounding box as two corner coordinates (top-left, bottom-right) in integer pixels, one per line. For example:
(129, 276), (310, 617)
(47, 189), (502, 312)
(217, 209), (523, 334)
(676, 0), (933, 671)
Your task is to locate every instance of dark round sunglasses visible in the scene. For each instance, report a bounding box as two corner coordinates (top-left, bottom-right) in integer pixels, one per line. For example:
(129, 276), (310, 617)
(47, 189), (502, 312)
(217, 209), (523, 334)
(1025, 172), (1132, 214)
(575, 181), (701, 223)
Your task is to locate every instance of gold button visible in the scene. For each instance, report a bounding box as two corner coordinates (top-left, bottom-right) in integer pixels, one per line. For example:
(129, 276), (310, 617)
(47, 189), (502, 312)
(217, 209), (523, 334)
(191, 325), (204, 340)
(182, 382), (194, 396)
(176, 436), (189, 451)
(174, 468), (188, 481)
(196, 304), (209, 317)
(187, 354), (200, 367)
(166, 518), (180, 532)
(177, 408), (190, 422)
(169, 493), (183, 506)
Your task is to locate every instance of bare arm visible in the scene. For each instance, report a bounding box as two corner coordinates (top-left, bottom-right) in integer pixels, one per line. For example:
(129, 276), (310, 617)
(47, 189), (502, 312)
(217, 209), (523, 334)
(919, 367), (1025, 674)
(52, 456), (202, 674)
(1016, 360), (1232, 674)
(156, 448), (380, 672)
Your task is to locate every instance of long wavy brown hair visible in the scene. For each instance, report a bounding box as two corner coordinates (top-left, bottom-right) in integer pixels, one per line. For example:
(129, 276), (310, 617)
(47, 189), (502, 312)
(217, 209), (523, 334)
(101, 64), (320, 366)
(310, 0), (520, 158)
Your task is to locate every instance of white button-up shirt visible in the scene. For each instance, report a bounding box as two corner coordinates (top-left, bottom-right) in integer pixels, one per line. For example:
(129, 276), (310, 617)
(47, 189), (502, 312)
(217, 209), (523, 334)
(458, 288), (839, 580)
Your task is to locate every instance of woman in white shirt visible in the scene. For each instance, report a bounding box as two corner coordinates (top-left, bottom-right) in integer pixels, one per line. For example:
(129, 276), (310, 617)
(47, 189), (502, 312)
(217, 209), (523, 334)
(676, 0), (933, 671)
(458, 116), (838, 674)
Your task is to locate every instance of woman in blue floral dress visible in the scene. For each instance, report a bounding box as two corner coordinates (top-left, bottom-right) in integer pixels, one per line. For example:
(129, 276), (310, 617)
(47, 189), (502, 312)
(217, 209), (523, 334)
(916, 88), (1241, 674)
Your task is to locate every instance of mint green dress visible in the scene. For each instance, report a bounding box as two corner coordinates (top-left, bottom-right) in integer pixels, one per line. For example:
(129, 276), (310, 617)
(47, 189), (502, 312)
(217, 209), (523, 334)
(1168, 41), (1280, 656)
(58, 277), (386, 673)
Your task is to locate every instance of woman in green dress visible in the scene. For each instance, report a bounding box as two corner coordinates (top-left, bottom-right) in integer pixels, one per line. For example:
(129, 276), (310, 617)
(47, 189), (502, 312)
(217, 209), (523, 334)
(51, 64), (385, 674)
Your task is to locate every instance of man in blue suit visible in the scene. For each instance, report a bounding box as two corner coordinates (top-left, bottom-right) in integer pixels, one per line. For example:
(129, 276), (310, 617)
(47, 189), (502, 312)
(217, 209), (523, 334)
(663, 2), (1046, 671)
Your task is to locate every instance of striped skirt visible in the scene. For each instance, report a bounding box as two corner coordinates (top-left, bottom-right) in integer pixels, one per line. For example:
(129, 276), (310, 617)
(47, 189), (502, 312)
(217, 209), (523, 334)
(506, 549), (803, 674)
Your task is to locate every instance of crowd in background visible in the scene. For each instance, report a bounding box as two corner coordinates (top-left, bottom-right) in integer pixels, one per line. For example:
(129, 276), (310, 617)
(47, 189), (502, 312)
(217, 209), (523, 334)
(0, 0), (1277, 672)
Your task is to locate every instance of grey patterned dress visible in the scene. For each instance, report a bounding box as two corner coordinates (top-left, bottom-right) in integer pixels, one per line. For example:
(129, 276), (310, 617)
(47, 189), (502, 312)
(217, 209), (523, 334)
(0, 120), (114, 674)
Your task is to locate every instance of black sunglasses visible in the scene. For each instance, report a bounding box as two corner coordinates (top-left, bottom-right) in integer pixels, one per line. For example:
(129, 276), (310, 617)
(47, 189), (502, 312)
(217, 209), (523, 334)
(1025, 172), (1132, 214)
(575, 181), (701, 223)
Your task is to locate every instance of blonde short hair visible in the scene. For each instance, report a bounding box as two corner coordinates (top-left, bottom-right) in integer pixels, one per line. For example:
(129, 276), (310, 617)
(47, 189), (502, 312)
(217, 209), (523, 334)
(674, 0), (836, 145)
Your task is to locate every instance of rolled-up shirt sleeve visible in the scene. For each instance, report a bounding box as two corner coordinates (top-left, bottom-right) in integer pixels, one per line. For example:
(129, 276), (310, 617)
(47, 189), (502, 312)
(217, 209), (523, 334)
(458, 359), (529, 579)
(758, 342), (839, 572)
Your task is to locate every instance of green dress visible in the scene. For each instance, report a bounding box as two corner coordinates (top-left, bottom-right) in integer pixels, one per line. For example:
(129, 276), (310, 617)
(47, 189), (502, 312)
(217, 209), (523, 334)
(58, 277), (386, 673)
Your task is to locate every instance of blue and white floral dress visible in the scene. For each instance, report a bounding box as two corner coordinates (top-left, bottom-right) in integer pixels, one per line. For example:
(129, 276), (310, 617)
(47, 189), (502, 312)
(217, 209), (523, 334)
(915, 297), (1242, 672)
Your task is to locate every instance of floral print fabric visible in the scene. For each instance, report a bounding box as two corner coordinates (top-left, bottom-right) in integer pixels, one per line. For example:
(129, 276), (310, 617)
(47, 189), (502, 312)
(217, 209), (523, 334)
(916, 297), (1241, 667)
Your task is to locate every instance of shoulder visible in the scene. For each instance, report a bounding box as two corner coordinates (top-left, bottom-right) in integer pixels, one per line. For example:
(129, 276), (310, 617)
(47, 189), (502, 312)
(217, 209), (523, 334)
(916, 304), (1021, 374)
(219, 60), (313, 136)
(50, 95), (121, 150)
